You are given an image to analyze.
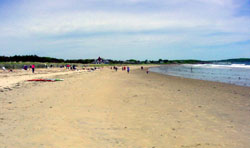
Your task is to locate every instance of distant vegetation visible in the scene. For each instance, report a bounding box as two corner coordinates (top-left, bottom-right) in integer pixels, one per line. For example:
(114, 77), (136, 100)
(0, 55), (208, 64)
(218, 58), (250, 63)
(0, 55), (64, 63)
(65, 59), (95, 64)
(0, 55), (96, 64)
(165, 59), (207, 64)
(0, 55), (249, 69)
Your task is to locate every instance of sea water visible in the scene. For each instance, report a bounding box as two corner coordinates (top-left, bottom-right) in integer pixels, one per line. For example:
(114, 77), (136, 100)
(149, 64), (250, 87)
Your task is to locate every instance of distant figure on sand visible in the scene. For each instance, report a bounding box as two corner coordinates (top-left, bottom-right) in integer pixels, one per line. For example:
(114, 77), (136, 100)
(23, 65), (28, 70)
(146, 70), (149, 74)
(127, 67), (130, 73)
(31, 64), (35, 73)
(2, 66), (6, 71)
(141, 66), (144, 70)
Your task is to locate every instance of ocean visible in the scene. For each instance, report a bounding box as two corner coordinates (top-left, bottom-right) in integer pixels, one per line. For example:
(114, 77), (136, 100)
(149, 64), (250, 87)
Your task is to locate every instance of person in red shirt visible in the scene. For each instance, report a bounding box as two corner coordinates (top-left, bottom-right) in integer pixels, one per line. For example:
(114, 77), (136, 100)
(31, 64), (35, 73)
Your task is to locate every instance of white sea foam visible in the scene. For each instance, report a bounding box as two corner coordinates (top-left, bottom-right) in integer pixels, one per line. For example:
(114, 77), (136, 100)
(189, 64), (250, 69)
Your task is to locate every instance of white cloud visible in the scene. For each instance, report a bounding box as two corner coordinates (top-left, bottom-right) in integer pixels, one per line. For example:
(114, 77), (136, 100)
(1, 9), (249, 37)
(0, 0), (249, 59)
(1, 0), (248, 36)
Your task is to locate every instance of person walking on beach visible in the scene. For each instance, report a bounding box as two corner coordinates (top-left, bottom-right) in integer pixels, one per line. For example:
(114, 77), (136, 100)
(31, 64), (35, 73)
(127, 66), (130, 73)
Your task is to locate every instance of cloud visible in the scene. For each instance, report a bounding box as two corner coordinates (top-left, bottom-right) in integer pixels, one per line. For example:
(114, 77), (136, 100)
(1, 0), (249, 35)
(0, 0), (249, 59)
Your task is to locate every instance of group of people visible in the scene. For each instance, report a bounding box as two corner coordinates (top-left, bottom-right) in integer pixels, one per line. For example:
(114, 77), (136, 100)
(111, 66), (130, 73)
(65, 64), (78, 70)
(83, 67), (100, 71)
(23, 65), (35, 73)
(2, 64), (149, 75)
(1, 64), (35, 73)
(110, 66), (149, 74)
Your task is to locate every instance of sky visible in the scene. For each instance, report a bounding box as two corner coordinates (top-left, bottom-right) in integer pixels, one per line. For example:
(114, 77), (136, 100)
(0, 0), (250, 60)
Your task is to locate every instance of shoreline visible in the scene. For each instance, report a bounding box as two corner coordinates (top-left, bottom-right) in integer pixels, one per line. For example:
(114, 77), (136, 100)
(148, 65), (250, 88)
(150, 70), (250, 89)
(2, 64), (249, 92)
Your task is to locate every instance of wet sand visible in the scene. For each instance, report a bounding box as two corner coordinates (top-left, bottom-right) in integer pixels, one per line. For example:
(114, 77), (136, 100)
(0, 66), (250, 148)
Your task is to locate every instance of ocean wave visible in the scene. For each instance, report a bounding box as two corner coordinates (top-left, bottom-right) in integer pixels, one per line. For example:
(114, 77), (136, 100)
(189, 64), (250, 69)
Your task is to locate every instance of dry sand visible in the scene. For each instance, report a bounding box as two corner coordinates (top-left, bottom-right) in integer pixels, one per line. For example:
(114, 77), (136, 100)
(0, 66), (250, 148)
(0, 68), (87, 90)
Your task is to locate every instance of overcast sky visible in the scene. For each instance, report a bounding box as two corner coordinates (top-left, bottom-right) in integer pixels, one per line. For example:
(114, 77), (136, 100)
(0, 0), (249, 60)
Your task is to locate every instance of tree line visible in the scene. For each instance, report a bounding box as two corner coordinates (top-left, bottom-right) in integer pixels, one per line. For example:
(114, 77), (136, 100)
(0, 55), (95, 64)
(0, 55), (212, 64)
(0, 55), (64, 63)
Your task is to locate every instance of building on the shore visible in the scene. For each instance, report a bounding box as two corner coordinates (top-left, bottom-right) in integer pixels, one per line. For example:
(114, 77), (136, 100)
(92, 57), (110, 64)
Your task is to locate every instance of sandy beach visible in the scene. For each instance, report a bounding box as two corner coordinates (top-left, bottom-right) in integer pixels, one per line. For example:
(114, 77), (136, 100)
(0, 66), (250, 148)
